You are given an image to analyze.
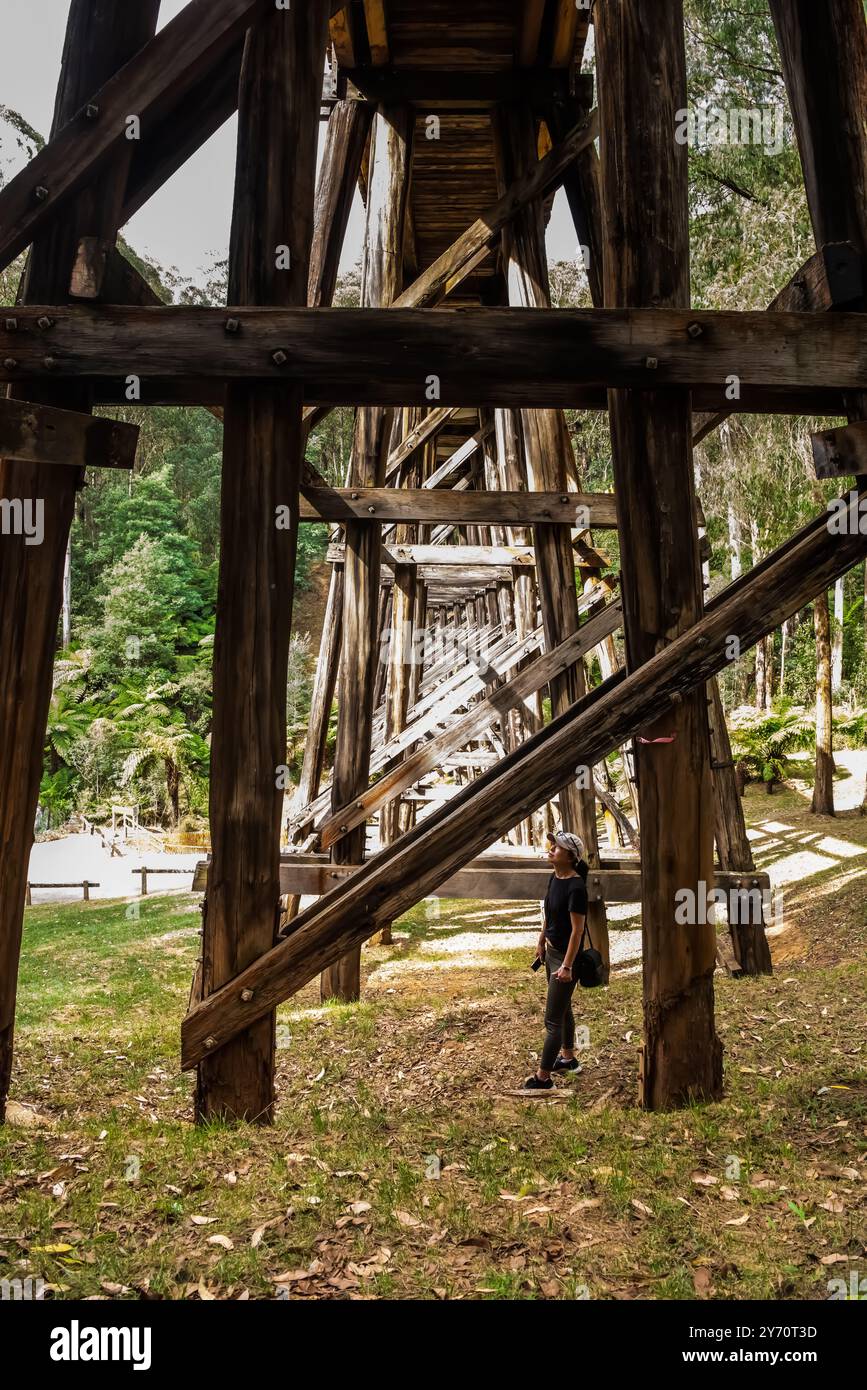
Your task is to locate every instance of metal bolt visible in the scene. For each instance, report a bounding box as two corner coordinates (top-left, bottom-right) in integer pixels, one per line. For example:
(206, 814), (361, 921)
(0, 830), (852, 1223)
(367, 505), (376, 514)
(85, 103), (99, 120)
(5, 317), (18, 332)
(4, 358), (18, 370)
(34, 185), (49, 201)
(356, 801), (365, 809)
(43, 356), (58, 370)
(350, 491), (359, 500)
(272, 349), (288, 365)
(37, 315), (53, 331)
(687, 321), (703, 339)
(560, 495), (569, 504)
(644, 356), (659, 370)
(240, 988), (254, 1002)
(204, 1036), (217, 1049)
(339, 824), (348, 833)
(225, 317), (241, 334)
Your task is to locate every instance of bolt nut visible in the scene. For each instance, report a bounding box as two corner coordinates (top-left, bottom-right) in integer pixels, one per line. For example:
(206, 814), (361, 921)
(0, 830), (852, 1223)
(687, 321), (704, 339)
(367, 505), (376, 514)
(644, 356), (659, 370)
(339, 824), (348, 833)
(225, 317), (241, 334)
(85, 103), (100, 120)
(240, 988), (254, 1002)
(34, 185), (49, 201)
(350, 491), (359, 500)
(560, 495), (569, 504)
(356, 801), (365, 810)
(204, 1036), (218, 1049)
(271, 349), (288, 366)
(5, 317), (18, 332)
(37, 315), (53, 331)
(4, 358), (18, 370)
(43, 356), (58, 370)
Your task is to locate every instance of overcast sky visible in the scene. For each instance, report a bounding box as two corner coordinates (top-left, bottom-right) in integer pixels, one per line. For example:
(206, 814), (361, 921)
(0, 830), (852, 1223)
(0, 0), (578, 288)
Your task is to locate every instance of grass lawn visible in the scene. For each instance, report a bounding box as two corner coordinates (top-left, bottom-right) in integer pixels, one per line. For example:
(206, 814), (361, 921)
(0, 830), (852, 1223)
(1, 779), (865, 1301)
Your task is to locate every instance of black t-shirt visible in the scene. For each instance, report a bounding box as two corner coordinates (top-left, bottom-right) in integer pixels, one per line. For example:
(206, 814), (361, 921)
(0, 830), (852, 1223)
(543, 873), (588, 953)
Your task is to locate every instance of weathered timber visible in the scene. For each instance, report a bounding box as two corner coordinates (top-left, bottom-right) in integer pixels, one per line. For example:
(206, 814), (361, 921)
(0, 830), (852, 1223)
(309, 99), (374, 308)
(363, 0), (389, 65)
(494, 100), (610, 977)
(383, 406), (458, 481)
(300, 487), (618, 526)
(0, 0), (161, 1124)
(3, 308), (865, 401)
(319, 600), (624, 851)
(339, 69), (594, 109)
(0, 398), (137, 471)
(196, 0), (330, 1125)
(812, 420), (867, 479)
(0, 0), (275, 274)
(276, 863), (768, 905)
(324, 100), (413, 1003)
(181, 491), (867, 1070)
(328, 542), (538, 567)
(770, 0), (867, 422)
(598, 0), (720, 1109)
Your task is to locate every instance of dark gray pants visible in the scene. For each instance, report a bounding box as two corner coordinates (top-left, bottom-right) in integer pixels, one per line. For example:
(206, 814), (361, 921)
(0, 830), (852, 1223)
(540, 944), (577, 1072)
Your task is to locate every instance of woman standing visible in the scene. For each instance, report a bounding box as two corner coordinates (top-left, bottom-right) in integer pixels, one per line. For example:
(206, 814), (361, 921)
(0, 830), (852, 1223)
(521, 830), (589, 1093)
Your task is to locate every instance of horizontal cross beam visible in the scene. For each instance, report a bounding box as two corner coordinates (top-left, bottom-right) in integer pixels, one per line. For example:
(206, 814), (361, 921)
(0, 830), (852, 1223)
(2, 308), (864, 405)
(0, 396), (137, 470)
(338, 67), (595, 109)
(299, 487), (619, 526)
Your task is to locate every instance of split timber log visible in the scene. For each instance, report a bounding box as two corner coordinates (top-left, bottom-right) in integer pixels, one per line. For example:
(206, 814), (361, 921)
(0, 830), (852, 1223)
(770, 0), (867, 424)
(319, 599), (624, 851)
(181, 491), (867, 1071)
(812, 420), (867, 479)
(598, 0), (720, 1107)
(383, 406), (458, 481)
(0, 0), (275, 274)
(299, 487), (618, 527)
(338, 69), (594, 110)
(3, 308), (865, 401)
(0, 398), (137, 471)
(0, 0), (161, 1126)
(324, 100), (413, 1003)
(327, 542), (538, 567)
(275, 863), (764, 904)
(195, 0), (330, 1125)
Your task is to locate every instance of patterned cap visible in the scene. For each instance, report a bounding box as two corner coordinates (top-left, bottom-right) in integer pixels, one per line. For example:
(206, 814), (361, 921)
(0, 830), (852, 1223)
(548, 830), (586, 861)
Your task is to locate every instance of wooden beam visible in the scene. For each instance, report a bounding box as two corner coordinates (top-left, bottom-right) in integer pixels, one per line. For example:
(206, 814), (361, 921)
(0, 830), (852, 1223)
(4, 307), (864, 400)
(517, 0), (547, 65)
(319, 599), (624, 850)
(812, 420), (867, 478)
(383, 406), (458, 480)
(598, 0), (719, 1109)
(551, 0), (580, 68)
(0, 0), (272, 274)
(325, 100), (413, 1003)
(309, 99), (375, 307)
(329, 6), (356, 67)
(195, 0), (331, 1125)
(181, 491), (867, 1069)
(340, 69), (594, 108)
(392, 108), (599, 309)
(363, 0), (389, 65)
(0, 397), (137, 470)
(273, 860), (768, 905)
(299, 486), (619, 526)
(0, 0), (162, 1125)
(770, 0), (867, 422)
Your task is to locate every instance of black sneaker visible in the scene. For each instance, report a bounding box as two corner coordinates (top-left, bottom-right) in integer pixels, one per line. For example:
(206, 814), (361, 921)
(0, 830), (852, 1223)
(552, 1056), (582, 1073)
(520, 1075), (553, 1092)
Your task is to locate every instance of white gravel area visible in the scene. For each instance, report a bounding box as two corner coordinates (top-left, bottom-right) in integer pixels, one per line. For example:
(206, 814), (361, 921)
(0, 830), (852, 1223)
(27, 833), (201, 905)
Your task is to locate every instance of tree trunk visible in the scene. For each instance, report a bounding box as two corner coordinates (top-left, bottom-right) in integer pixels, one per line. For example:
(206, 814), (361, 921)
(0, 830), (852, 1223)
(832, 576), (844, 693)
(811, 590), (836, 816)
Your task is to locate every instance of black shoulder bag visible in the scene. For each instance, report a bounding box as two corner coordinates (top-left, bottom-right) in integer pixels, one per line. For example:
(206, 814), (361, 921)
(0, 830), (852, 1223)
(575, 921), (605, 988)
